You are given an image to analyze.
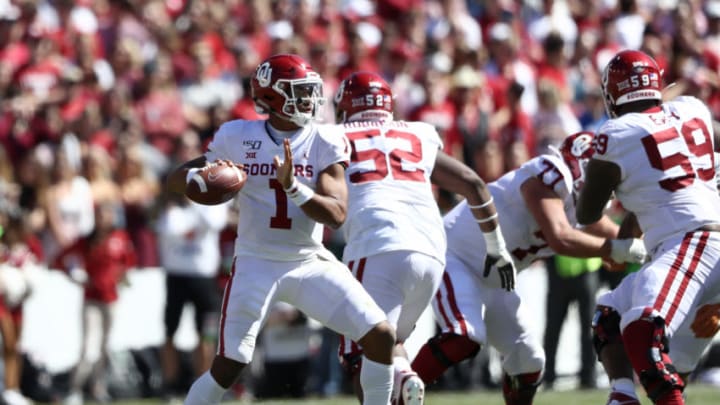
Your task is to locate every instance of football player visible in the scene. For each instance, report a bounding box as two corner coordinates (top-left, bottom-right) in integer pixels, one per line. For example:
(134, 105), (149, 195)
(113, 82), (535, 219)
(334, 71), (515, 405)
(411, 131), (648, 405)
(577, 49), (720, 405)
(166, 54), (396, 405)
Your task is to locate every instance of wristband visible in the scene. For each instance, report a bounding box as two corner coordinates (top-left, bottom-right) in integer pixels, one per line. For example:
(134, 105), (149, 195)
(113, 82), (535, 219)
(186, 168), (201, 184)
(483, 226), (507, 256)
(475, 213), (499, 224)
(467, 197), (494, 210)
(284, 178), (315, 206)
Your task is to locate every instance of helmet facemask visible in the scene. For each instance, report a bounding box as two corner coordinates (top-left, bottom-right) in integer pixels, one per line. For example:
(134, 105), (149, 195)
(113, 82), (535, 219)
(273, 74), (325, 127)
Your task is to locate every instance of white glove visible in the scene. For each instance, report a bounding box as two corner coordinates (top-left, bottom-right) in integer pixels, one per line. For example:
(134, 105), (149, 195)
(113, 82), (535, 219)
(483, 227), (517, 291)
(609, 238), (648, 264)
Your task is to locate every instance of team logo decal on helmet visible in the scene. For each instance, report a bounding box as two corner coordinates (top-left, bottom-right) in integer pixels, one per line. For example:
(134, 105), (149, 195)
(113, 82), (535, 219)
(251, 54), (325, 127)
(255, 62), (272, 88)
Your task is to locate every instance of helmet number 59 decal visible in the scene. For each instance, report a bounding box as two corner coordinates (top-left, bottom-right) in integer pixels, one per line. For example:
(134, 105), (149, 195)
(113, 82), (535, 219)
(640, 118), (715, 192)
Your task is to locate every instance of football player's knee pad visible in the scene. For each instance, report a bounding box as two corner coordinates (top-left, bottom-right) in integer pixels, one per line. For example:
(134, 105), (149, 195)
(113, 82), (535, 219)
(592, 305), (622, 358)
(427, 332), (481, 368)
(636, 316), (685, 402)
(502, 370), (542, 405)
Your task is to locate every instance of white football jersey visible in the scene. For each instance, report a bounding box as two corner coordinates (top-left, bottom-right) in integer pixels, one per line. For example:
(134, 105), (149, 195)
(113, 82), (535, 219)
(205, 120), (350, 261)
(444, 154), (575, 270)
(594, 96), (720, 251)
(341, 120), (446, 263)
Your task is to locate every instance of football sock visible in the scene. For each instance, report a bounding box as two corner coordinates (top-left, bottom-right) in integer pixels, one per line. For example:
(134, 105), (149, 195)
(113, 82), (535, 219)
(360, 356), (393, 405)
(610, 378), (638, 398)
(622, 320), (684, 405)
(412, 343), (449, 384)
(184, 371), (226, 405)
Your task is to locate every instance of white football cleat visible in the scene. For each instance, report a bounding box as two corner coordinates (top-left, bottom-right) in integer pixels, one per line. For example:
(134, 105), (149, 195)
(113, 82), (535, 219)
(1, 390), (33, 405)
(398, 372), (425, 405)
(606, 391), (641, 405)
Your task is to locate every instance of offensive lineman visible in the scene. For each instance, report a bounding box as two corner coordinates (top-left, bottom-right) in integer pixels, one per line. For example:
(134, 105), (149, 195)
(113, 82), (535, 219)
(334, 71), (515, 405)
(412, 131), (648, 405)
(578, 49), (720, 405)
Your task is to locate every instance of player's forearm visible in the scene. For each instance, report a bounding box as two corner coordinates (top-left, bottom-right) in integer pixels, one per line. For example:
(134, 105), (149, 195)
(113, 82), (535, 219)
(166, 157), (207, 195)
(581, 215), (620, 239)
(547, 228), (610, 258)
(299, 195), (347, 229)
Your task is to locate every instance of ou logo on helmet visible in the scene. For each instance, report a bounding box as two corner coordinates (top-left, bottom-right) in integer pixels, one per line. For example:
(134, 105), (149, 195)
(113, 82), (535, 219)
(256, 62), (272, 87)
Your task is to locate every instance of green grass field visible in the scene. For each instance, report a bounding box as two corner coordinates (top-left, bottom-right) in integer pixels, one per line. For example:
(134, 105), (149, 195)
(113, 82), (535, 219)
(76, 385), (720, 404)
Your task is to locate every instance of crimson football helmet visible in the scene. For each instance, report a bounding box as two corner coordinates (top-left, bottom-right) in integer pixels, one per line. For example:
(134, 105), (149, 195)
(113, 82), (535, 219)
(558, 131), (595, 196)
(334, 71), (394, 123)
(601, 49), (663, 118)
(251, 54), (324, 127)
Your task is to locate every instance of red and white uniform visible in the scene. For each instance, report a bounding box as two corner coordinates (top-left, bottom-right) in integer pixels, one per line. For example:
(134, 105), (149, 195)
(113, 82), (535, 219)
(205, 119), (387, 363)
(340, 120), (446, 355)
(598, 271), (720, 374)
(431, 155), (574, 374)
(594, 96), (720, 336)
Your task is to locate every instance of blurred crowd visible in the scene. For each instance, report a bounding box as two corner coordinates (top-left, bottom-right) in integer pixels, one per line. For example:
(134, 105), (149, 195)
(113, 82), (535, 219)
(2, 0), (720, 403)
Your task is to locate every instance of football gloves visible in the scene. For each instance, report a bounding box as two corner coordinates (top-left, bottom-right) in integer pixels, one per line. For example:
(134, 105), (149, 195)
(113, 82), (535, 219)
(482, 226), (517, 291)
(609, 238), (648, 264)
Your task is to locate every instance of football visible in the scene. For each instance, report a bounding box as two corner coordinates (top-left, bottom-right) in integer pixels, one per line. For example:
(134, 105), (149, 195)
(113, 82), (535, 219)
(185, 163), (246, 205)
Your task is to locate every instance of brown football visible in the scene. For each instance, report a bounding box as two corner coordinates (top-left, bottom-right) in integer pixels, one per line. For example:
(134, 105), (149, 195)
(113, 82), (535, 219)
(185, 163), (246, 205)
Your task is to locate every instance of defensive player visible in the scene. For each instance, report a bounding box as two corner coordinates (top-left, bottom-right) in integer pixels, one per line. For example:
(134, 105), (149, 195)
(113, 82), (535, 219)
(411, 131), (649, 405)
(334, 72), (515, 405)
(577, 49), (720, 405)
(166, 54), (396, 405)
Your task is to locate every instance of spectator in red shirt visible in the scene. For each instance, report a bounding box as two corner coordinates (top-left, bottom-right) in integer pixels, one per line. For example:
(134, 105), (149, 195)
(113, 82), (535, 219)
(54, 201), (136, 405)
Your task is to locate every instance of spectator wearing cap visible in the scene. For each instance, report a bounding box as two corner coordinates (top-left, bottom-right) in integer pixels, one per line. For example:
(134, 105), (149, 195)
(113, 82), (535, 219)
(445, 65), (496, 174)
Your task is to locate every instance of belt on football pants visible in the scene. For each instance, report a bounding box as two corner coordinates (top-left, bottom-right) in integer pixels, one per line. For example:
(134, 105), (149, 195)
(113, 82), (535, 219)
(696, 224), (720, 233)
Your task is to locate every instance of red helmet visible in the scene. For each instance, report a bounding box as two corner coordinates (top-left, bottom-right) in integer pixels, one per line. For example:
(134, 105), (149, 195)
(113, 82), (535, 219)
(558, 131), (595, 196)
(601, 50), (663, 118)
(251, 54), (324, 127)
(334, 71), (394, 123)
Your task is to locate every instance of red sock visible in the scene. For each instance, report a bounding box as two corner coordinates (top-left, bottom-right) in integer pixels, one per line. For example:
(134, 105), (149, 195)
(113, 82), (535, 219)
(622, 320), (684, 405)
(410, 344), (449, 384)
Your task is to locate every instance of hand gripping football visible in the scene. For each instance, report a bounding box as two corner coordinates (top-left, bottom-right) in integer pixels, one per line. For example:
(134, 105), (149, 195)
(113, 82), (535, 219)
(185, 163), (246, 205)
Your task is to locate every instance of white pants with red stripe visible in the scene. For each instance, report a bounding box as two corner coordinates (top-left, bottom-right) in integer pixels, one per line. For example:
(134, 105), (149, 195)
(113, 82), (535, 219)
(340, 250), (444, 357)
(598, 230), (720, 371)
(218, 251), (387, 363)
(430, 253), (545, 375)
